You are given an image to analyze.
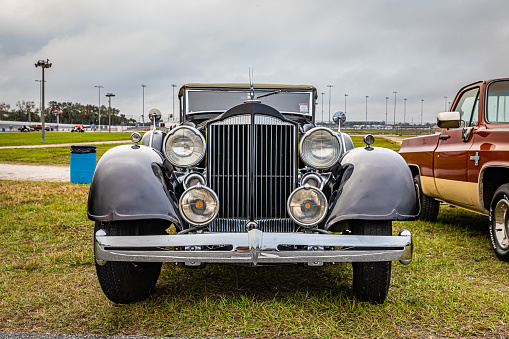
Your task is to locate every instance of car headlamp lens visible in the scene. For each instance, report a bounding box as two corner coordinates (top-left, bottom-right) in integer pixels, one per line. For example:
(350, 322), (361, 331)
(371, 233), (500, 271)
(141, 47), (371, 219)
(164, 126), (205, 167)
(300, 128), (341, 169)
(179, 185), (219, 226)
(287, 185), (328, 227)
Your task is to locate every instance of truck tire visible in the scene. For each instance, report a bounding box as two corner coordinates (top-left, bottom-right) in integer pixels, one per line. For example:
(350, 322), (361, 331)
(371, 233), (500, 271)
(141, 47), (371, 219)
(94, 220), (167, 304)
(351, 220), (392, 304)
(489, 184), (509, 261)
(414, 175), (439, 221)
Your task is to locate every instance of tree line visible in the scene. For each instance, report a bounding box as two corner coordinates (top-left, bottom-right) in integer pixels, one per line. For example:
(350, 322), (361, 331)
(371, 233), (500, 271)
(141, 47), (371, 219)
(0, 101), (137, 126)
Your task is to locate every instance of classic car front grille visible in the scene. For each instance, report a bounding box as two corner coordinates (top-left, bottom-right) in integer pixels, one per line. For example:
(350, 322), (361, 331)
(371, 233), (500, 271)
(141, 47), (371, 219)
(208, 114), (298, 232)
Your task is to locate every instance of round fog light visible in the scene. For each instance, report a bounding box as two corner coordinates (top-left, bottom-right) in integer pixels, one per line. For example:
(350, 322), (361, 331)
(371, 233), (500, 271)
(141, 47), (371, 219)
(287, 185), (328, 227)
(179, 185), (219, 226)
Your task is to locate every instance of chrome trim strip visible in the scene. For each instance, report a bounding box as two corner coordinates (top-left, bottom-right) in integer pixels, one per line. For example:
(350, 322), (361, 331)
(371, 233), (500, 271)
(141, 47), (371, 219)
(95, 229), (412, 264)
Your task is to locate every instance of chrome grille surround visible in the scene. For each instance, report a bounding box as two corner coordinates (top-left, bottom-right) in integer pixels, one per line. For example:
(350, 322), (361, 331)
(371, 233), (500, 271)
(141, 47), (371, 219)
(208, 114), (298, 232)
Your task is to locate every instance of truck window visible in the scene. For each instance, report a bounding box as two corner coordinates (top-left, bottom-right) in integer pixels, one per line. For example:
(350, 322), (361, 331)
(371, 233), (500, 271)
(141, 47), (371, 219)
(453, 87), (479, 127)
(487, 80), (509, 123)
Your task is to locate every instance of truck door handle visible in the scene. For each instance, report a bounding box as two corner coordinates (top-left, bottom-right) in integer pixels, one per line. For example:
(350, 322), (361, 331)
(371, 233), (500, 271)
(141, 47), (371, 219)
(439, 135), (450, 140)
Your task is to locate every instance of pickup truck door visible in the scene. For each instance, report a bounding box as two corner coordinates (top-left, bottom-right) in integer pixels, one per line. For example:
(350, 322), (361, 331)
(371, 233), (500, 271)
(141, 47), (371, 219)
(434, 86), (480, 208)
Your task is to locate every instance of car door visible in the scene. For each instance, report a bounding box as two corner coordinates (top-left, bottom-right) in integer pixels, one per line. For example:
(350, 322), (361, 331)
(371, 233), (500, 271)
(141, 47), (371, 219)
(434, 86), (479, 208)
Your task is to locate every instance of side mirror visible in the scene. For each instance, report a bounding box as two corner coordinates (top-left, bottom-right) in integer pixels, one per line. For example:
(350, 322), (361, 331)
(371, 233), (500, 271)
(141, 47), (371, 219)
(437, 111), (460, 129)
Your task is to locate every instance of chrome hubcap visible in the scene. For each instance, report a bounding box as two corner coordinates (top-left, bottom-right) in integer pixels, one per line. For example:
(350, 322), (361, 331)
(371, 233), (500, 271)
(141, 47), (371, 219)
(494, 199), (509, 250)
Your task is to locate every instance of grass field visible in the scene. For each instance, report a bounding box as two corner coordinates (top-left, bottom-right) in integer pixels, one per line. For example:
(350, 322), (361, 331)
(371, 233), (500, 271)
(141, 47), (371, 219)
(0, 180), (508, 338)
(0, 134), (401, 166)
(0, 131), (129, 146)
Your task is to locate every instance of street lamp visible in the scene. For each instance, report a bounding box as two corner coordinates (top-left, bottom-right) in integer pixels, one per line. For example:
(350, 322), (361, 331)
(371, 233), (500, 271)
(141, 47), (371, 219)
(321, 92), (325, 123)
(327, 85), (333, 125)
(393, 91), (397, 126)
(172, 84), (177, 122)
(95, 85), (104, 131)
(344, 94), (348, 115)
(421, 99), (424, 125)
(142, 84), (147, 124)
(35, 80), (44, 124)
(106, 93), (115, 134)
(385, 97), (389, 125)
(444, 96), (448, 111)
(404, 98), (407, 125)
(35, 59), (52, 142)
(365, 96), (369, 126)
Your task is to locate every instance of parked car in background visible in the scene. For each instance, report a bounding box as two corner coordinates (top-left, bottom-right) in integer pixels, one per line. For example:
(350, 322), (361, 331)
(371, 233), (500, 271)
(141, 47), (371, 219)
(31, 124), (50, 131)
(71, 125), (85, 132)
(400, 78), (509, 261)
(89, 83), (418, 304)
(18, 125), (34, 132)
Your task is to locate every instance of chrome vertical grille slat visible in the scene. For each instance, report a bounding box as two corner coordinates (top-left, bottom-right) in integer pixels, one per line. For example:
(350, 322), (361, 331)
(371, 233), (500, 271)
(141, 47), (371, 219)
(208, 114), (297, 232)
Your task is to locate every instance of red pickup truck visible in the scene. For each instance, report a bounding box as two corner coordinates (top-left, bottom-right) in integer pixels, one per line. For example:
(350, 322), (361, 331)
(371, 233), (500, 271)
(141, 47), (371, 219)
(399, 78), (509, 261)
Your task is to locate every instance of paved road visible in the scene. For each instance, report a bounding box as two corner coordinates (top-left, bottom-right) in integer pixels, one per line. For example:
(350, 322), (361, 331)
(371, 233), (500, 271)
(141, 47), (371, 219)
(0, 140), (130, 150)
(0, 163), (70, 182)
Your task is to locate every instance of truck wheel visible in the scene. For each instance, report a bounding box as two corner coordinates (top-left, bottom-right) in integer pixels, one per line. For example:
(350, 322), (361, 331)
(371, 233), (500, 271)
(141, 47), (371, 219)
(94, 220), (166, 304)
(351, 220), (392, 304)
(414, 175), (439, 221)
(490, 184), (509, 262)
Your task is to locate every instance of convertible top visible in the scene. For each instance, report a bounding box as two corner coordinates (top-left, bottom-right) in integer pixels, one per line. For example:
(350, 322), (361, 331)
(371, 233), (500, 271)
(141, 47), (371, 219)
(179, 83), (317, 99)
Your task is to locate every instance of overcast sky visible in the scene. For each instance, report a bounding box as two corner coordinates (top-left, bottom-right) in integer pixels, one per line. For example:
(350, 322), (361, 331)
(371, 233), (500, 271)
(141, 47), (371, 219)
(1, 0), (508, 124)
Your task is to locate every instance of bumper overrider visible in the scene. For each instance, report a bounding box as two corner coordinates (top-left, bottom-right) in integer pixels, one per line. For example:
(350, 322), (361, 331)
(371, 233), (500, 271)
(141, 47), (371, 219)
(95, 228), (413, 266)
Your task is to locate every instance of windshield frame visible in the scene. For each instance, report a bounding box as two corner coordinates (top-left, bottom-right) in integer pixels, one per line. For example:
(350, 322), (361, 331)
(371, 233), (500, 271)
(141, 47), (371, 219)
(183, 87), (315, 120)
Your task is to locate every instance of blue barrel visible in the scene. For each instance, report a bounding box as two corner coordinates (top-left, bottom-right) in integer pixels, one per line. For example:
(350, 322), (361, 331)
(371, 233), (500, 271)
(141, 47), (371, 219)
(1, 128), (4, 132)
(70, 146), (97, 183)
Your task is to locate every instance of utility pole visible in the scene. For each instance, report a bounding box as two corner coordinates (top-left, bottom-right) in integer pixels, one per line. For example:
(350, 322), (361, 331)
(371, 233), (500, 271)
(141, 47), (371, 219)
(321, 92), (325, 123)
(385, 97), (389, 125)
(404, 98), (407, 124)
(365, 96), (369, 126)
(35, 59), (52, 142)
(393, 91), (397, 126)
(106, 93), (115, 134)
(327, 85), (333, 125)
(95, 85), (103, 131)
(344, 94), (348, 115)
(421, 99), (424, 125)
(172, 84), (177, 121)
(142, 84), (147, 124)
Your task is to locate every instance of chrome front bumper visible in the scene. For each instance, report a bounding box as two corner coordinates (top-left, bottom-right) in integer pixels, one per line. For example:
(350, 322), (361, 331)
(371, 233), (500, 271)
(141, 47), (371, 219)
(95, 229), (413, 265)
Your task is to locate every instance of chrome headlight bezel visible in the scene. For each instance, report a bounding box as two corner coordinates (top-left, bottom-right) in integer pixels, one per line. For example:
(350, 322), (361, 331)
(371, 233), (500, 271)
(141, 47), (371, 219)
(299, 127), (342, 170)
(287, 185), (328, 228)
(163, 126), (206, 168)
(178, 184), (219, 227)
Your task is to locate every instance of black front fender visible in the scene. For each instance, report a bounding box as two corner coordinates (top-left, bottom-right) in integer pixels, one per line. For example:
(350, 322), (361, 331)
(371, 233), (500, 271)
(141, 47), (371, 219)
(324, 146), (419, 230)
(87, 145), (182, 228)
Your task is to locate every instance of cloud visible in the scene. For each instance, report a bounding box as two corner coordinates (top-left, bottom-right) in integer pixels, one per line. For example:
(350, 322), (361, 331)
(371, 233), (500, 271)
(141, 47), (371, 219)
(1, 0), (509, 123)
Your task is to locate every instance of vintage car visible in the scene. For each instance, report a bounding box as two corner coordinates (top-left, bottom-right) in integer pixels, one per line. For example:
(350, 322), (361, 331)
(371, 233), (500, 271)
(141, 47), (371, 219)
(399, 78), (509, 261)
(88, 83), (418, 304)
(18, 125), (34, 132)
(31, 124), (50, 131)
(71, 125), (85, 132)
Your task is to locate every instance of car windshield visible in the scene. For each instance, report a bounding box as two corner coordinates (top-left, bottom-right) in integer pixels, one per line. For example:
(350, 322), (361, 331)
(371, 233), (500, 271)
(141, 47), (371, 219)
(186, 89), (313, 115)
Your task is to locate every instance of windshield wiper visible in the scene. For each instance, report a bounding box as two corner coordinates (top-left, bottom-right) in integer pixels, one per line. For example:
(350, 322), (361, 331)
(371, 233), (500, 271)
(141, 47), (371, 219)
(256, 90), (281, 99)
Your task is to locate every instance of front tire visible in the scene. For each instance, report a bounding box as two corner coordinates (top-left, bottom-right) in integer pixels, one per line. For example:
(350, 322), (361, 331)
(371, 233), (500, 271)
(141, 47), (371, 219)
(351, 220), (392, 304)
(490, 184), (509, 261)
(94, 220), (167, 304)
(414, 174), (439, 221)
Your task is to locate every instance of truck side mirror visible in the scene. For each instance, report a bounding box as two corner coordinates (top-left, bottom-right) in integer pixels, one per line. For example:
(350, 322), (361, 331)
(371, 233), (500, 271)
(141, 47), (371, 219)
(437, 111), (461, 129)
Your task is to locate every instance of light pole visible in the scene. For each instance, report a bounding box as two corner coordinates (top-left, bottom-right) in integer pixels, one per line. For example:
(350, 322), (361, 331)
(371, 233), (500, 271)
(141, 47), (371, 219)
(421, 99), (424, 125)
(35, 59), (52, 142)
(344, 94), (348, 115)
(35, 80), (43, 124)
(393, 91), (397, 126)
(444, 96), (448, 111)
(321, 92), (325, 123)
(385, 97), (389, 125)
(327, 85), (333, 125)
(172, 84), (177, 122)
(95, 85), (103, 131)
(142, 84), (147, 124)
(404, 98), (407, 125)
(365, 96), (369, 126)
(106, 93), (115, 134)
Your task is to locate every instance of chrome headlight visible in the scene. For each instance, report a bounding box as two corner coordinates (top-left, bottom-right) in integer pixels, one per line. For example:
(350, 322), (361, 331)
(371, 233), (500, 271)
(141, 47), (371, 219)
(179, 185), (219, 226)
(287, 185), (328, 228)
(163, 126), (205, 167)
(299, 127), (341, 169)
